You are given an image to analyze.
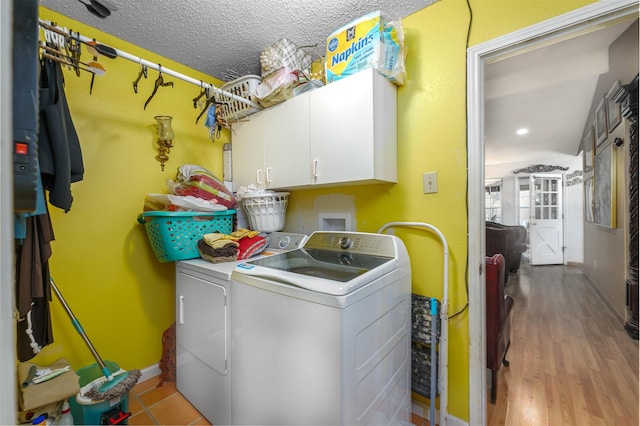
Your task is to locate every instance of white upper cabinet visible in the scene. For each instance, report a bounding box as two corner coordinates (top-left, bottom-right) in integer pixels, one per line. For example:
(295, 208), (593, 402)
(309, 68), (397, 186)
(264, 95), (310, 189)
(231, 95), (310, 191)
(232, 68), (396, 191)
(231, 110), (265, 190)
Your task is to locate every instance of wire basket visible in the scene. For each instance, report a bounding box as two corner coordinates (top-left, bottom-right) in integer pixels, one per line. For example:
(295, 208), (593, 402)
(137, 210), (235, 263)
(215, 75), (262, 123)
(411, 294), (441, 399)
(240, 192), (289, 233)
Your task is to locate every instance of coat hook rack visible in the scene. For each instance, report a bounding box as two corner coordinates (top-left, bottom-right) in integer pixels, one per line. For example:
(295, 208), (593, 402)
(38, 19), (262, 112)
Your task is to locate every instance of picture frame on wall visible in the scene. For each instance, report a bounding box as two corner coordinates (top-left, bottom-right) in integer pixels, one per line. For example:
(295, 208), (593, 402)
(582, 126), (594, 172)
(593, 142), (616, 228)
(584, 172), (594, 223)
(606, 80), (622, 132)
(595, 96), (608, 146)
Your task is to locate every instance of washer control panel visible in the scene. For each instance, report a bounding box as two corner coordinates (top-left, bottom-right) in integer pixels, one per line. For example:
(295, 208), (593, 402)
(303, 231), (396, 257)
(267, 232), (308, 251)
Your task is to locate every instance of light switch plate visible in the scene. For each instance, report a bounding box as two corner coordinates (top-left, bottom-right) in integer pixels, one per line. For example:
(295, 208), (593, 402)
(423, 172), (438, 194)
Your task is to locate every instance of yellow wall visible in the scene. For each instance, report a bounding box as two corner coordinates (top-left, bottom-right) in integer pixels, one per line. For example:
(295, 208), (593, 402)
(30, 8), (228, 372)
(288, 0), (597, 420)
(33, 0), (598, 422)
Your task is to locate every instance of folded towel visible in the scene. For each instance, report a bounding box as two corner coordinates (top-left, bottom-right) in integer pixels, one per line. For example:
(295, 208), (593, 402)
(237, 235), (268, 260)
(231, 228), (260, 239)
(18, 358), (79, 410)
(203, 232), (239, 249)
(198, 239), (238, 263)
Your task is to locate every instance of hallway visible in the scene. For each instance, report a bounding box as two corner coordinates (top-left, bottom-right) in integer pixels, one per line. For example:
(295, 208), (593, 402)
(487, 262), (639, 426)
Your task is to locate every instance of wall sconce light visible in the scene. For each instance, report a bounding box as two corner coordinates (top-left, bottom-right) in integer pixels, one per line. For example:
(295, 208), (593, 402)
(154, 115), (174, 171)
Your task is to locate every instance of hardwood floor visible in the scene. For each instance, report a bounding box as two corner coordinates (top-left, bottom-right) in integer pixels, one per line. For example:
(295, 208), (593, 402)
(487, 262), (639, 426)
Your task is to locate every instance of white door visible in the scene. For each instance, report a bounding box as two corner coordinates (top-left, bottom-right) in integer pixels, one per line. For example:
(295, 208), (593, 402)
(529, 174), (564, 265)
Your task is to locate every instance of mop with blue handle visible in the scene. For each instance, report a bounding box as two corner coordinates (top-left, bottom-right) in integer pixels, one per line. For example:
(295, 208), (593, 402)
(50, 278), (141, 400)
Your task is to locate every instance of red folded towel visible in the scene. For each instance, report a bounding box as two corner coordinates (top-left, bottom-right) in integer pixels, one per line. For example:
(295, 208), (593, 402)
(237, 235), (268, 260)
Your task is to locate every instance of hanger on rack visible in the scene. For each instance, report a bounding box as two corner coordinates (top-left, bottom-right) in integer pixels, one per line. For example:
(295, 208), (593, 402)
(39, 42), (105, 75)
(144, 66), (174, 110)
(66, 31), (82, 76)
(132, 61), (148, 94)
(42, 22), (66, 50)
(40, 21), (117, 59)
(38, 19), (261, 114)
(192, 81), (206, 109)
(195, 92), (215, 124)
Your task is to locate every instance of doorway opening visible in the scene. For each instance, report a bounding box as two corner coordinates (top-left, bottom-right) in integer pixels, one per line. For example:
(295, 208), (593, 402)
(466, 1), (639, 424)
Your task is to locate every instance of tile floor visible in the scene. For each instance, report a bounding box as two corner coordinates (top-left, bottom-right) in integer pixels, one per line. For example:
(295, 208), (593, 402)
(128, 376), (427, 425)
(128, 376), (210, 425)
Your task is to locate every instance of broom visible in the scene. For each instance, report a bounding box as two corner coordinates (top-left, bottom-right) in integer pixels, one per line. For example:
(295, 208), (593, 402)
(50, 278), (141, 400)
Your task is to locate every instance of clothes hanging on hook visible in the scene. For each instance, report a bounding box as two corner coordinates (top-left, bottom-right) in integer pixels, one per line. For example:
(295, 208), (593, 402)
(204, 101), (231, 140)
(196, 96), (214, 124)
(144, 66), (174, 109)
(38, 58), (85, 212)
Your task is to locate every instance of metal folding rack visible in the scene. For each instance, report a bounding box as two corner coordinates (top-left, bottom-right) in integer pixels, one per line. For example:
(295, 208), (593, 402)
(378, 222), (449, 426)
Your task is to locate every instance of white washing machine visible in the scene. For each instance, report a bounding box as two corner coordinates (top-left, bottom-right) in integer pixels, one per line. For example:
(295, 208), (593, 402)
(174, 232), (307, 425)
(230, 231), (411, 425)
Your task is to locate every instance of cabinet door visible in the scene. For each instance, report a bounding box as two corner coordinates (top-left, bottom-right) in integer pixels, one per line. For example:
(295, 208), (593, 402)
(176, 272), (227, 374)
(309, 70), (375, 185)
(232, 115), (265, 191)
(176, 270), (230, 424)
(264, 94), (311, 189)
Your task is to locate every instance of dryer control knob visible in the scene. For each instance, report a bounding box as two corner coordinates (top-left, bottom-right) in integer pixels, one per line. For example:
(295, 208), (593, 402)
(339, 237), (352, 249)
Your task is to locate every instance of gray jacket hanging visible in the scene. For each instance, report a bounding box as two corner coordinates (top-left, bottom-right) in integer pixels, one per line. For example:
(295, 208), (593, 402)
(38, 58), (84, 213)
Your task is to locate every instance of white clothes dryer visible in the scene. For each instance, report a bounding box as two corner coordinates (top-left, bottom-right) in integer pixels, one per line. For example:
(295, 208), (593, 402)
(174, 232), (306, 425)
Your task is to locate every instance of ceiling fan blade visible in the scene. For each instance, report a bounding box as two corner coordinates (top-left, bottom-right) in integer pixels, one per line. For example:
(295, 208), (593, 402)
(93, 0), (119, 12)
(76, 0), (109, 18)
(89, 0), (111, 17)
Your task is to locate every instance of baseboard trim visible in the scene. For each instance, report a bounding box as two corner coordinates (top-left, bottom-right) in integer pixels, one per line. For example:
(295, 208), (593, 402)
(138, 363), (161, 384)
(446, 414), (468, 426)
(412, 401), (468, 426)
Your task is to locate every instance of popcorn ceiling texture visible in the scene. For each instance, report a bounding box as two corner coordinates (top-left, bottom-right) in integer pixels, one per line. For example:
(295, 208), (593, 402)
(40, 0), (437, 81)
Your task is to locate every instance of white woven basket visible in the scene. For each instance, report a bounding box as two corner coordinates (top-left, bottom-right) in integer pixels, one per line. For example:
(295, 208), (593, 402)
(240, 192), (289, 233)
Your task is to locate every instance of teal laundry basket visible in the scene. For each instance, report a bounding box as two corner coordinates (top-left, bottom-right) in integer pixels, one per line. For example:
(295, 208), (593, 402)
(137, 210), (236, 262)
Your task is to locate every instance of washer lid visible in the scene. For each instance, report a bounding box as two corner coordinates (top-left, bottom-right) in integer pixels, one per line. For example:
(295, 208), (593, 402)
(234, 247), (396, 295)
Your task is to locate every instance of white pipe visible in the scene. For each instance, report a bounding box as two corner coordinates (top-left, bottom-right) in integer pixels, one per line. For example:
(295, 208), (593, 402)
(38, 20), (262, 111)
(377, 221), (449, 426)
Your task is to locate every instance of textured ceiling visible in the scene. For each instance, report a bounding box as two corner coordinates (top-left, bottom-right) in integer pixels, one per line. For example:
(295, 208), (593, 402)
(39, 0), (437, 81)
